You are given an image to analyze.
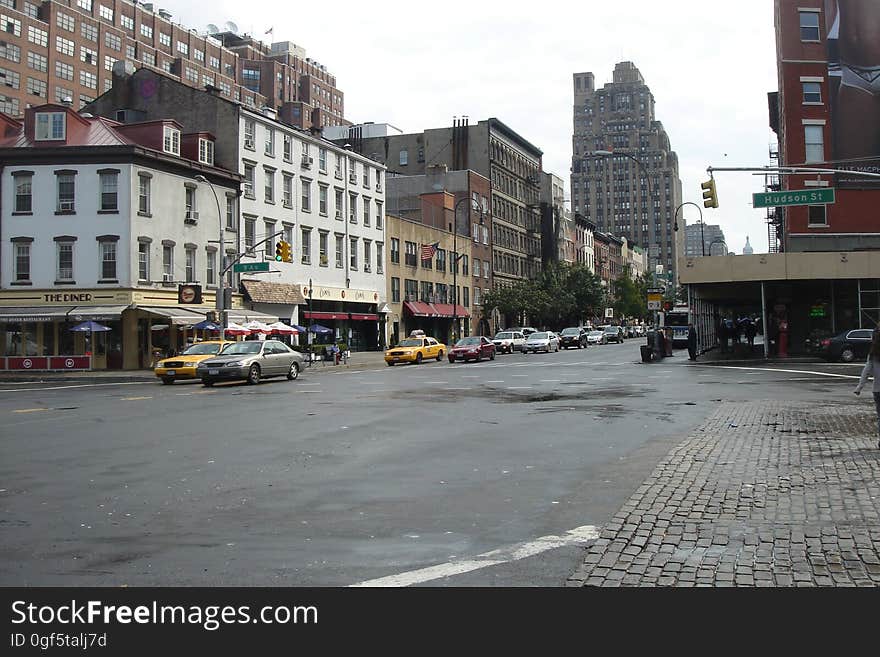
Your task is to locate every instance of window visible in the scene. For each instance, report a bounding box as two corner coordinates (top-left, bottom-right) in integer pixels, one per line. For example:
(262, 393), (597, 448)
(474, 287), (481, 306)
(14, 174), (32, 212)
(390, 238), (400, 264)
(99, 171), (118, 211)
(802, 81), (821, 104)
(473, 258), (480, 277)
(14, 243), (30, 282)
(335, 234), (344, 268)
(162, 245), (173, 281)
(163, 126), (180, 155)
(81, 22), (97, 42)
(185, 187), (197, 220)
(405, 241), (417, 267)
(376, 201), (383, 229)
(483, 261), (490, 278)
(244, 217), (255, 248)
(1, 66), (20, 89)
(27, 51), (47, 72)
(334, 188), (344, 219)
(319, 231), (329, 266)
(176, 41), (188, 56)
(185, 247), (196, 282)
(264, 127), (274, 156)
(0, 94), (18, 115)
(362, 166), (370, 188)
(808, 205), (827, 226)
(100, 241), (117, 280)
(363, 239), (371, 272)
(283, 174), (293, 208)
(462, 255), (468, 276)
(319, 148), (327, 172)
(301, 179), (311, 211)
(399, 149), (408, 166)
(104, 55), (117, 71)
(79, 70), (97, 89)
(283, 134), (292, 162)
(363, 198), (370, 226)
(436, 249), (446, 272)
(209, 56), (219, 70)
(57, 12), (75, 32)
(26, 77), (46, 97)
(463, 286), (469, 307)
(301, 227), (311, 264)
(99, 5), (113, 21)
(264, 168), (275, 203)
(2, 13), (20, 37)
(198, 139), (214, 165)
(376, 243), (383, 274)
(138, 242), (150, 281)
(57, 241), (74, 281)
(206, 250), (216, 286)
(226, 196), (236, 229)
(391, 277), (400, 303)
(350, 237), (358, 269)
(57, 174), (75, 211)
(105, 31), (121, 50)
(27, 26), (47, 46)
(0, 41), (20, 63)
(142, 51), (155, 67)
(799, 10), (820, 41)
(319, 184), (328, 215)
(244, 120), (255, 149)
(264, 221), (275, 258)
(349, 193), (357, 223)
(56, 36), (75, 57)
(804, 125), (824, 163)
(78, 0), (93, 10)
(193, 49), (204, 62)
(138, 175), (151, 214)
(81, 46), (97, 65)
(141, 24), (153, 39)
(158, 32), (170, 48)
(243, 164), (255, 198)
(282, 223), (293, 247)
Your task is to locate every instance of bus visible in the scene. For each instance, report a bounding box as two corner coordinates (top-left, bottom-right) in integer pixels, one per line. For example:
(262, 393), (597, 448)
(662, 306), (690, 347)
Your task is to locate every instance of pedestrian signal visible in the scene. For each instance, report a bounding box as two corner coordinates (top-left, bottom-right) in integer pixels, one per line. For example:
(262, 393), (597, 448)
(701, 178), (719, 209)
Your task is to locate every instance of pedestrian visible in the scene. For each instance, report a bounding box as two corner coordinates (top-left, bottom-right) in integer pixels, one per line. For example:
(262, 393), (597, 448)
(719, 318), (729, 353)
(854, 329), (880, 448)
(664, 327), (674, 357)
(745, 320), (757, 350)
(687, 323), (698, 361)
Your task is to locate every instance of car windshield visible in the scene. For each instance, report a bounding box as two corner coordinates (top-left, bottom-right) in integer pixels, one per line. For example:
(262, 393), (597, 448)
(456, 337), (482, 346)
(181, 343), (224, 355)
(220, 342), (263, 355)
(397, 339), (423, 348)
(529, 332), (548, 340)
(494, 332), (513, 339)
(604, 327), (618, 332)
(590, 331), (603, 336)
(561, 328), (580, 335)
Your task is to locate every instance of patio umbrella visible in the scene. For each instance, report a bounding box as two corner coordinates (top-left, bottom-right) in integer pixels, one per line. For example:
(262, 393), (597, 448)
(289, 324), (307, 333)
(267, 322), (298, 335)
(244, 320), (272, 334)
(308, 324), (333, 335)
(191, 320), (221, 331)
(69, 320), (112, 332)
(224, 322), (252, 336)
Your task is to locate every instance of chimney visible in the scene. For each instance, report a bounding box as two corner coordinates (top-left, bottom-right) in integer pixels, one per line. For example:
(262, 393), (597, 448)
(260, 106), (277, 120)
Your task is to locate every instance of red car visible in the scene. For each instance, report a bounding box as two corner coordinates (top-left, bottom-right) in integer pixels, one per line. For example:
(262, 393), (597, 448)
(448, 336), (496, 363)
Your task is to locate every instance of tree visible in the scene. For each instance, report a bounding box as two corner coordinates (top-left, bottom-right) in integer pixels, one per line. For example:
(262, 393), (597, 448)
(613, 267), (650, 321)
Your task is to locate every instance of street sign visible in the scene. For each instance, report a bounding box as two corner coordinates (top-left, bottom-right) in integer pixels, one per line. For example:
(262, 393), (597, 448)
(604, 308), (614, 319)
(752, 187), (835, 208)
(647, 288), (663, 310)
(233, 262), (270, 273)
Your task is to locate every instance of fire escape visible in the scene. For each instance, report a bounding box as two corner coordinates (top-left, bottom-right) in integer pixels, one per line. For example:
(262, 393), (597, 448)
(766, 143), (782, 253)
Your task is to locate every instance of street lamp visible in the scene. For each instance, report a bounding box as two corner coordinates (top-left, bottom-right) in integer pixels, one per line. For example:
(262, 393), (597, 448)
(674, 201), (704, 256)
(450, 195), (483, 343)
(194, 174), (226, 336)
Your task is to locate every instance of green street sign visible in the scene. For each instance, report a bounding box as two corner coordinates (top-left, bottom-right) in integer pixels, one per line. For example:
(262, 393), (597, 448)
(752, 188), (835, 208)
(233, 262), (270, 273)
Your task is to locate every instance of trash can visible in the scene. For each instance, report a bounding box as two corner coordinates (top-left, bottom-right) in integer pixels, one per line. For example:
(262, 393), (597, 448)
(640, 344), (654, 362)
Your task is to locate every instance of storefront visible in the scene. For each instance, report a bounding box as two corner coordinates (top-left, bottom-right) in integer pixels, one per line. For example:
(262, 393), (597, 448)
(401, 301), (470, 346)
(298, 283), (384, 351)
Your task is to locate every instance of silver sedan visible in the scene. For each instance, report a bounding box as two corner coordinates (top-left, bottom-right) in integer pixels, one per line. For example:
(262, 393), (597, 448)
(196, 340), (305, 386)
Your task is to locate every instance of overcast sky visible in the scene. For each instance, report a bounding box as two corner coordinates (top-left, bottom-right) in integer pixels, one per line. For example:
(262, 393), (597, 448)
(167, 0), (778, 255)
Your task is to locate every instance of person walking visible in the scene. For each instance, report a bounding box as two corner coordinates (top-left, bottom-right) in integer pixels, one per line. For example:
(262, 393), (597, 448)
(854, 329), (880, 449)
(687, 323), (698, 361)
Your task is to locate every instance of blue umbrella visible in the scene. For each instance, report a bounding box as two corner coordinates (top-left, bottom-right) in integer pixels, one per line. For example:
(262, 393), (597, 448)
(289, 324), (307, 333)
(309, 324), (333, 335)
(69, 320), (111, 332)
(191, 320), (221, 330)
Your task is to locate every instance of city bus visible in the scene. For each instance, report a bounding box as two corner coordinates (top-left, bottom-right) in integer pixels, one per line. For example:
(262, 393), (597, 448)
(662, 306), (690, 347)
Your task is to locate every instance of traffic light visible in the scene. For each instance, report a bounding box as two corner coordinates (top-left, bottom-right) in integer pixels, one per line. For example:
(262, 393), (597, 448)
(275, 240), (292, 263)
(701, 178), (719, 209)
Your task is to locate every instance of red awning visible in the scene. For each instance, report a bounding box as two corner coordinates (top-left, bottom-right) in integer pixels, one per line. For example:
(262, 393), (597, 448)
(350, 313), (379, 321)
(403, 301), (436, 317)
(431, 303), (470, 319)
(302, 311), (380, 321)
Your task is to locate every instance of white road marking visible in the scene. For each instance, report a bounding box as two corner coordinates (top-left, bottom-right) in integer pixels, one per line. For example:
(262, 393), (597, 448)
(507, 386), (532, 390)
(707, 365), (859, 379)
(540, 380), (562, 383)
(350, 525), (599, 587)
(511, 374), (529, 378)
(0, 381), (151, 393)
(486, 380), (505, 384)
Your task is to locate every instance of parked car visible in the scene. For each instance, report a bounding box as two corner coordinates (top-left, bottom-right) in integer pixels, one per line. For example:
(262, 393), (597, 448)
(510, 326), (538, 337)
(522, 331), (560, 353)
(154, 340), (233, 384)
(559, 327), (587, 349)
(492, 330), (526, 354)
(821, 328), (874, 362)
(603, 325), (625, 343)
(384, 335), (446, 365)
(448, 336), (496, 363)
(624, 325), (638, 339)
(197, 340), (305, 386)
(586, 330), (607, 345)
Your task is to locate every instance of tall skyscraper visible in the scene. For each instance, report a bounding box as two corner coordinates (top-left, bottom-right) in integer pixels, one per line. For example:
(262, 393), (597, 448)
(684, 223), (727, 257)
(571, 62), (683, 280)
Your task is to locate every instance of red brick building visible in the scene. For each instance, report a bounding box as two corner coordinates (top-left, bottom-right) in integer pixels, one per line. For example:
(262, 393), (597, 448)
(771, 0), (880, 252)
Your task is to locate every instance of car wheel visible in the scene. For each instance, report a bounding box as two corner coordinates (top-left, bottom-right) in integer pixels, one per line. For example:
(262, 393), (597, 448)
(448, 356), (455, 364)
(202, 379), (214, 387)
(387, 361), (395, 366)
(840, 346), (856, 363)
(161, 378), (174, 385)
(437, 350), (444, 361)
(247, 364), (261, 385)
(489, 350), (495, 361)
(287, 362), (300, 380)
(415, 352), (423, 364)
(476, 352), (483, 362)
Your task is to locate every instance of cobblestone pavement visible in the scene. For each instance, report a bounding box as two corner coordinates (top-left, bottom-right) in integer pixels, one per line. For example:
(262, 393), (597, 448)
(568, 401), (880, 587)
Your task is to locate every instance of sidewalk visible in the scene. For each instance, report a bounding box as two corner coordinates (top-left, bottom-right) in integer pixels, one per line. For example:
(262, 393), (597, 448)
(567, 400), (880, 587)
(0, 351), (389, 383)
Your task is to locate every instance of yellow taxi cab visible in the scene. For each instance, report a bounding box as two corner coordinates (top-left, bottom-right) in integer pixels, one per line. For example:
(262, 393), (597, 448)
(154, 340), (234, 384)
(385, 331), (446, 366)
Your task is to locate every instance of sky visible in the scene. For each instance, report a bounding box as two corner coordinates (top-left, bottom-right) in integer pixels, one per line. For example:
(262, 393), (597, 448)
(166, 0), (779, 255)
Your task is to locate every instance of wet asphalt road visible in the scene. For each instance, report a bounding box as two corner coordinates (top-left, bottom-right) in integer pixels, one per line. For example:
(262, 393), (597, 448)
(0, 343), (862, 586)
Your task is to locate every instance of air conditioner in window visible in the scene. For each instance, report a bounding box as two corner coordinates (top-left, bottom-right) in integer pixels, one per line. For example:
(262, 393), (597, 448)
(334, 167), (343, 179)
(335, 210), (343, 219)
(185, 210), (199, 224)
(349, 173), (357, 184)
(375, 183), (382, 192)
(59, 200), (74, 211)
(163, 273), (173, 283)
(244, 138), (254, 149)
(301, 255), (310, 265)
(301, 155), (312, 168)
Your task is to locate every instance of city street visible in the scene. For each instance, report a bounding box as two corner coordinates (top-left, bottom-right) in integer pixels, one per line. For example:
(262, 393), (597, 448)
(0, 342), (870, 586)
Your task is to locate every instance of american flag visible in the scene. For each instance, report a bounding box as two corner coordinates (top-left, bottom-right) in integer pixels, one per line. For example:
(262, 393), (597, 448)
(421, 242), (439, 261)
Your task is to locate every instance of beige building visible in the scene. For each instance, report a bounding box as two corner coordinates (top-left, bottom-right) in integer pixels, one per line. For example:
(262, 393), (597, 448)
(385, 192), (474, 346)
